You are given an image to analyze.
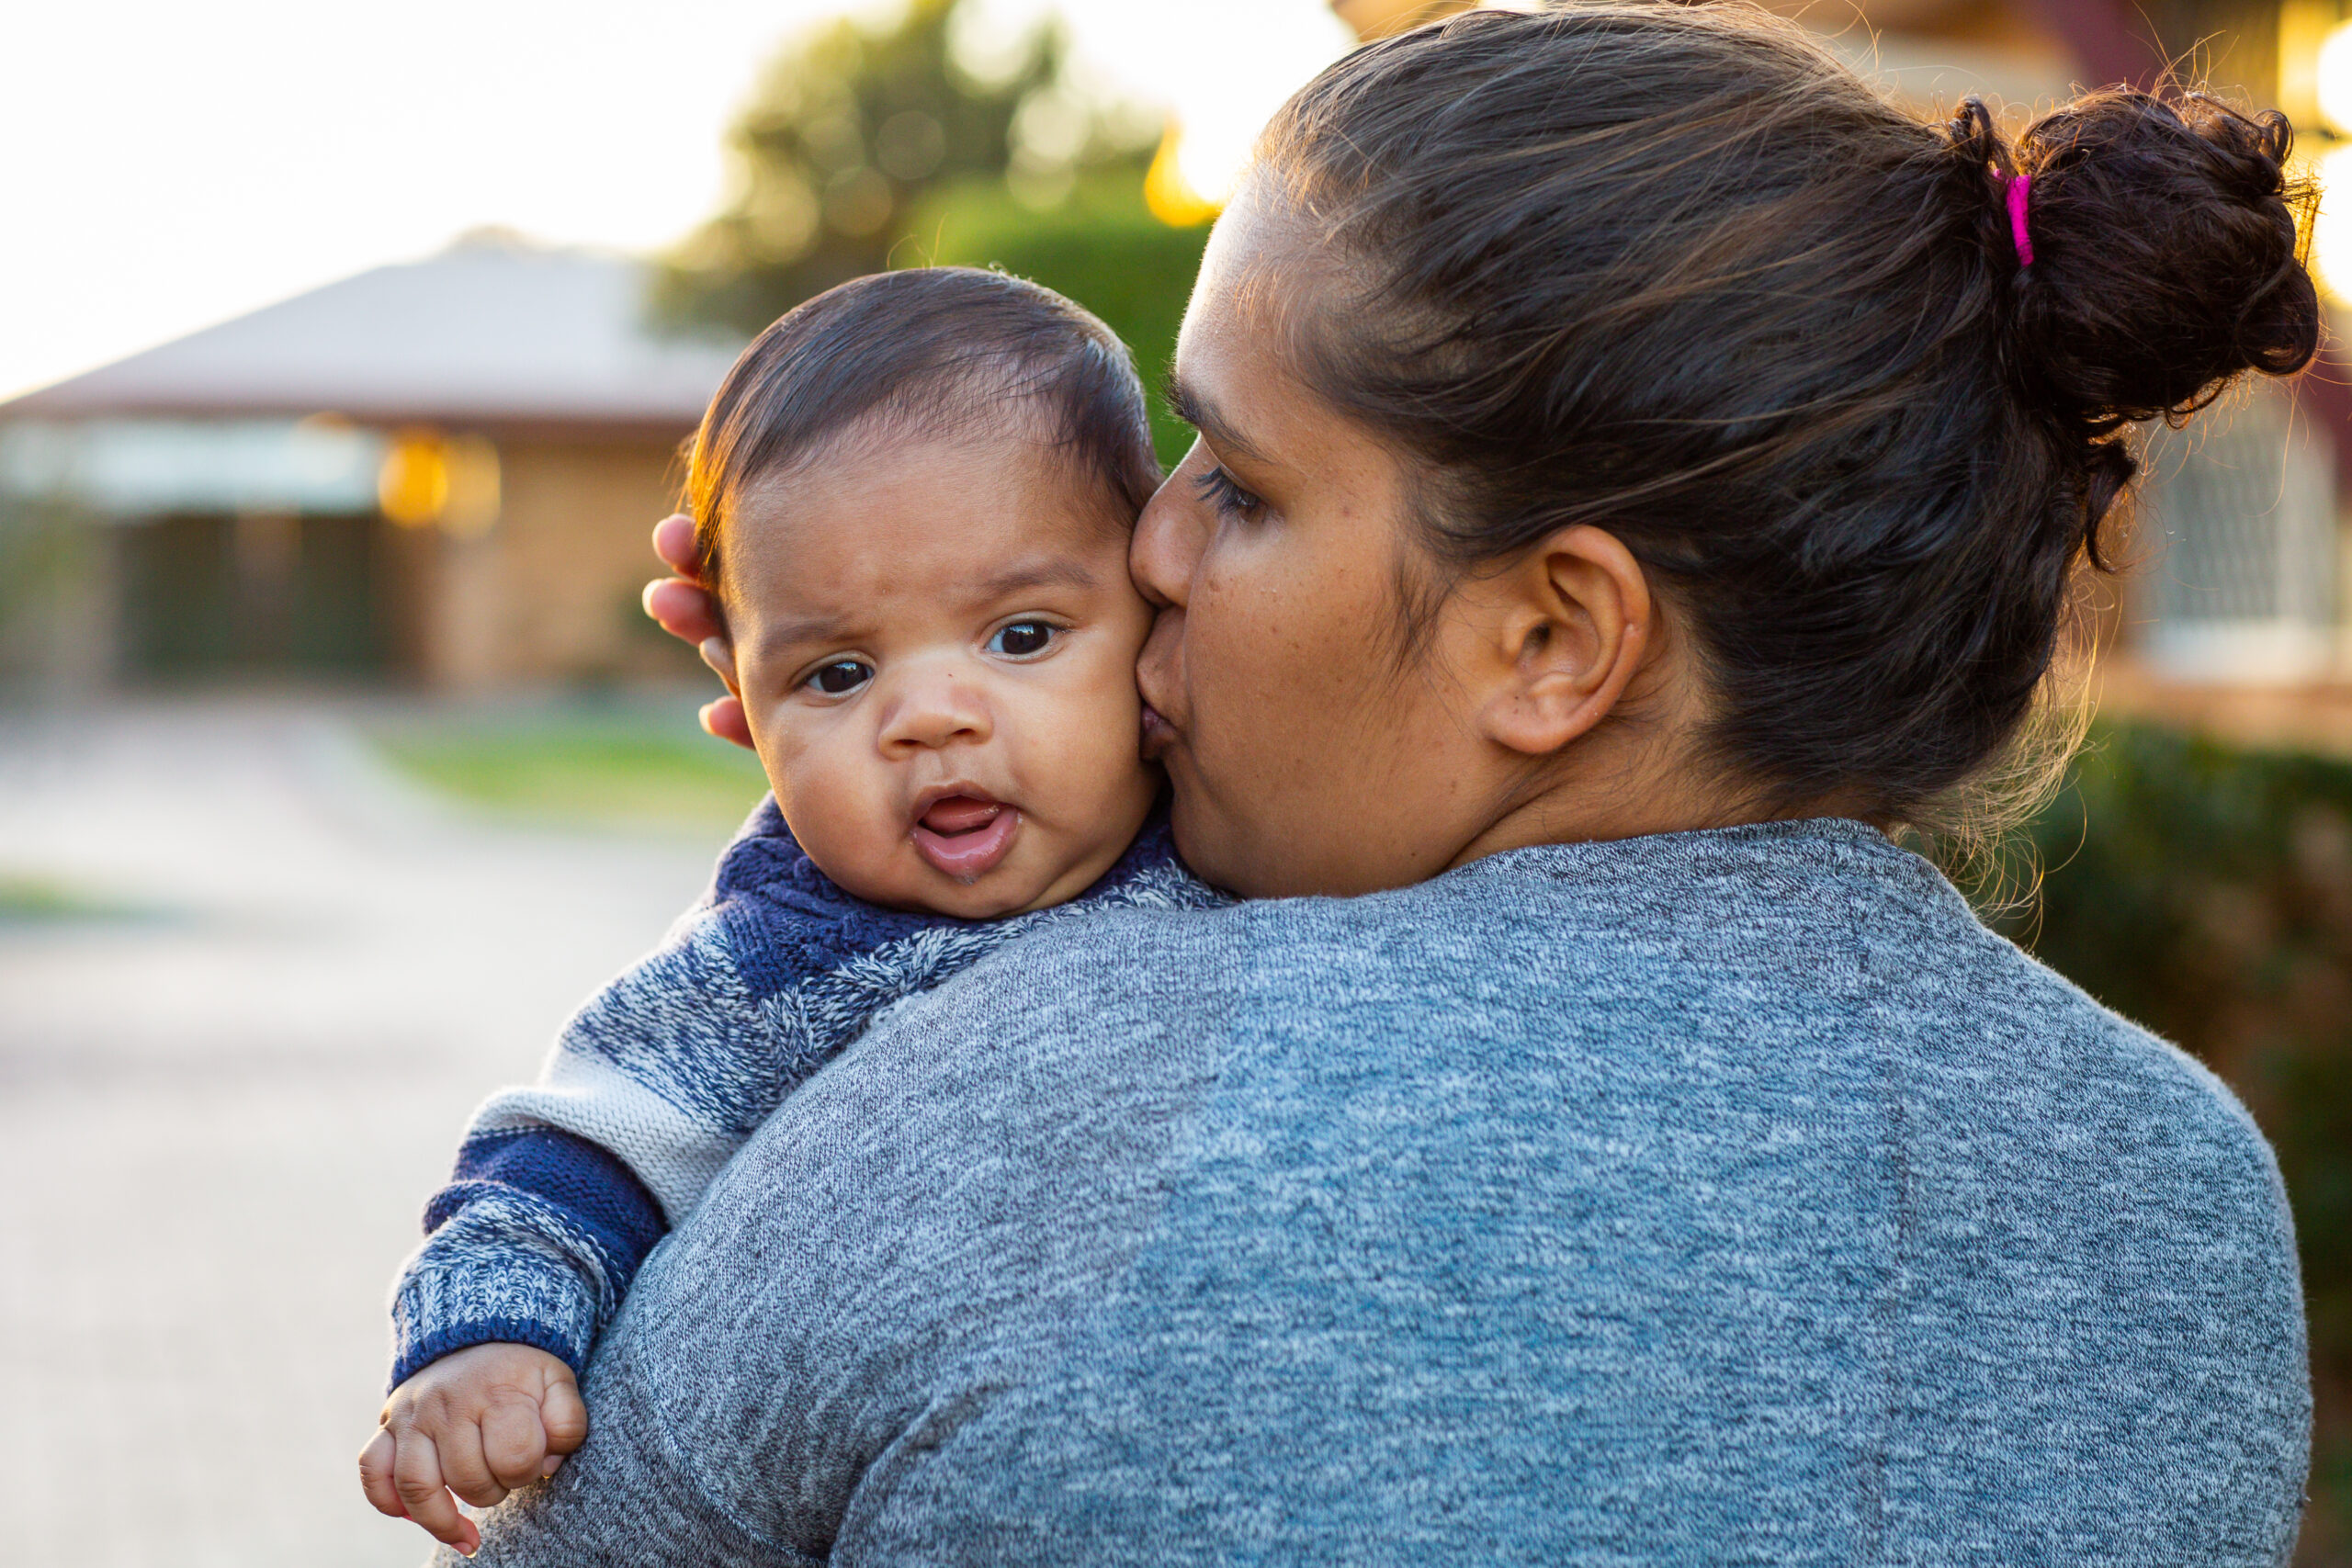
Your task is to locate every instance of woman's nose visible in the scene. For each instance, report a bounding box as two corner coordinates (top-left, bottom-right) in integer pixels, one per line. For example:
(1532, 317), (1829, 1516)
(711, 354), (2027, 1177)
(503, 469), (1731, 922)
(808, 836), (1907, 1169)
(876, 667), (993, 755)
(1130, 444), (1212, 610)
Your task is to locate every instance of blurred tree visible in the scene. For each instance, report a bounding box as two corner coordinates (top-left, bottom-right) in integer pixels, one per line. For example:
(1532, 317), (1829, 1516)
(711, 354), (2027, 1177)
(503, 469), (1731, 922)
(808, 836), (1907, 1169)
(912, 170), (1210, 465)
(650, 0), (1167, 339)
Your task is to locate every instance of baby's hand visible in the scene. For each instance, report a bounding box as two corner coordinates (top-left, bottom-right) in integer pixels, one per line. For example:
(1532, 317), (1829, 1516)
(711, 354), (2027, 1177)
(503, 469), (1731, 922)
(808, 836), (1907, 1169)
(358, 1342), (587, 1556)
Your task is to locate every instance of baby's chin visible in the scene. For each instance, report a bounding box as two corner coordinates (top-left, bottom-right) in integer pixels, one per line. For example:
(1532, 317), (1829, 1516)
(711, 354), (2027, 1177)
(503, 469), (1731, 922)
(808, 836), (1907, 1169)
(834, 850), (1076, 922)
(894, 870), (1051, 920)
(921, 885), (1056, 920)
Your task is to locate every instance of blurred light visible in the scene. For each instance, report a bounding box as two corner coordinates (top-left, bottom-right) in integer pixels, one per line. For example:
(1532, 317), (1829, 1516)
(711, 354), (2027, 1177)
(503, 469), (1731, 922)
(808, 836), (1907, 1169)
(1331, 0), (1481, 42)
(2312, 145), (2352, 302)
(379, 432), (449, 527)
(1139, 92), (1295, 227)
(744, 174), (821, 258)
(379, 430), (501, 534)
(949, 0), (1353, 228)
(1172, 116), (1260, 214)
(2319, 19), (2352, 135)
(1145, 122), (1220, 227)
(2280, 0), (2335, 131)
(945, 0), (1047, 89)
(1012, 85), (1091, 164)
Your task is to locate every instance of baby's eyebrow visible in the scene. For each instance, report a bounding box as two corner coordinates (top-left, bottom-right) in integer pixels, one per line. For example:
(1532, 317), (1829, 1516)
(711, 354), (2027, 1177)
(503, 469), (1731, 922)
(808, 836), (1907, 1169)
(978, 558), (1098, 598)
(754, 615), (860, 659)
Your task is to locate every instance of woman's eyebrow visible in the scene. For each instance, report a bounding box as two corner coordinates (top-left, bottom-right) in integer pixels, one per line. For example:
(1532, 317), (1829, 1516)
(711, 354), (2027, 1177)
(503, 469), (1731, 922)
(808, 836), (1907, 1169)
(1162, 372), (1269, 465)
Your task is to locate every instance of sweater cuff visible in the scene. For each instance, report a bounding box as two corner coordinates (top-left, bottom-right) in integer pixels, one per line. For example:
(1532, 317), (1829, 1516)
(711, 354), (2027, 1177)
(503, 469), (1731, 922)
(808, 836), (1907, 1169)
(390, 1253), (603, 1390)
(391, 1314), (592, 1391)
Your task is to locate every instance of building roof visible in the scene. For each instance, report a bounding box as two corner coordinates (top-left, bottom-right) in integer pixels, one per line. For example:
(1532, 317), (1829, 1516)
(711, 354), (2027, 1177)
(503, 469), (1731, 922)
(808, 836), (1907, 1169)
(1, 235), (747, 431)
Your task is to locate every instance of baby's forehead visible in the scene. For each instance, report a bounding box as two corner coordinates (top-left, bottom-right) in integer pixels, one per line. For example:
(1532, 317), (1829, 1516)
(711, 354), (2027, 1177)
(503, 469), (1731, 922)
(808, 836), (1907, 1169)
(726, 427), (1137, 626)
(741, 421), (1134, 540)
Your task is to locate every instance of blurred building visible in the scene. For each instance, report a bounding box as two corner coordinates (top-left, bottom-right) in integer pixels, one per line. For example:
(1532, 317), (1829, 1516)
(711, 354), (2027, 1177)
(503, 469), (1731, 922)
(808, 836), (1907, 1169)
(8, 0), (2352, 741)
(1781, 0), (2352, 749)
(0, 232), (742, 691)
(1319, 2), (2352, 751)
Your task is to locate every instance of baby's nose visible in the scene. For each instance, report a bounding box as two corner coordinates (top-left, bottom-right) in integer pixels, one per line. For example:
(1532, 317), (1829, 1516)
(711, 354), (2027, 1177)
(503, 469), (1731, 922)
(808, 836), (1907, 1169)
(878, 668), (993, 753)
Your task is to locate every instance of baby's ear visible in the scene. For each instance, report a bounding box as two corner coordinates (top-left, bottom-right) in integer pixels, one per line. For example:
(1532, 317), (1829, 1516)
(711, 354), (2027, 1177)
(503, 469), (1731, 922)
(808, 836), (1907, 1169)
(700, 637), (742, 697)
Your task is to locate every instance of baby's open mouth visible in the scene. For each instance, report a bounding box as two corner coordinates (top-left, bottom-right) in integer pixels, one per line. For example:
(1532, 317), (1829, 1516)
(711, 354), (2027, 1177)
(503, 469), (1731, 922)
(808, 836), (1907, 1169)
(910, 794), (1020, 883)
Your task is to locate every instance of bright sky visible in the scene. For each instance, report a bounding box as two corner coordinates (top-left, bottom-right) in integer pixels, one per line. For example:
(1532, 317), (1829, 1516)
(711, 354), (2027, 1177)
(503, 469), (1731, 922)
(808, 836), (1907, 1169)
(0, 0), (1353, 402)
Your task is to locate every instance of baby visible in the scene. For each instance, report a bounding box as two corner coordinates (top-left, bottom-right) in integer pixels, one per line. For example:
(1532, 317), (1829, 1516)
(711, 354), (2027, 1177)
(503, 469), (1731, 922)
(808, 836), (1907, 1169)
(360, 268), (1220, 1555)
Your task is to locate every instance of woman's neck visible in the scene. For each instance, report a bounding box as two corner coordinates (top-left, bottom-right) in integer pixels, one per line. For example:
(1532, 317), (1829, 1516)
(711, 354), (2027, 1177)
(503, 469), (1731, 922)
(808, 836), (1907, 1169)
(1442, 659), (1839, 868)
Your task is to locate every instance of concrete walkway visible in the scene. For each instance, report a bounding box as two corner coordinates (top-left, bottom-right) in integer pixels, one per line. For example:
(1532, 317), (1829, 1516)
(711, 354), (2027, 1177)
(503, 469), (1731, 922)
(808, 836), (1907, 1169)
(0, 698), (732, 1568)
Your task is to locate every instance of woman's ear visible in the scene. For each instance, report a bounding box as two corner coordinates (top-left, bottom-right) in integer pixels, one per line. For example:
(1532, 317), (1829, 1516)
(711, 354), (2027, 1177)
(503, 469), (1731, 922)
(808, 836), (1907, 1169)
(1472, 525), (1651, 757)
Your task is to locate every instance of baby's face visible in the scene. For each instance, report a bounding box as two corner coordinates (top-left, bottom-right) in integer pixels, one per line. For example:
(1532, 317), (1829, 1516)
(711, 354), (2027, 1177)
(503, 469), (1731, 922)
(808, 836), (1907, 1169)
(717, 430), (1159, 919)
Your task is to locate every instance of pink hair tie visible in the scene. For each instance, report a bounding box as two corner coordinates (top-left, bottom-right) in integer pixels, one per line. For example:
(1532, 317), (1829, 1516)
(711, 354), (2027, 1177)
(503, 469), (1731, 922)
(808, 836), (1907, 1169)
(2004, 171), (2034, 269)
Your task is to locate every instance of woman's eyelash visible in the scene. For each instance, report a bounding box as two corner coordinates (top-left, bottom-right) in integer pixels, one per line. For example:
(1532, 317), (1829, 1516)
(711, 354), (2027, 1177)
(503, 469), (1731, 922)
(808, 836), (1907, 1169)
(1194, 465), (1265, 520)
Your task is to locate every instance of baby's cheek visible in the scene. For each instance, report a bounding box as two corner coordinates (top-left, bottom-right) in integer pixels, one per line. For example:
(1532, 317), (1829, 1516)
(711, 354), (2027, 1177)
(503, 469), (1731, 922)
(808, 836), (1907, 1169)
(767, 731), (908, 897)
(1035, 663), (1157, 827)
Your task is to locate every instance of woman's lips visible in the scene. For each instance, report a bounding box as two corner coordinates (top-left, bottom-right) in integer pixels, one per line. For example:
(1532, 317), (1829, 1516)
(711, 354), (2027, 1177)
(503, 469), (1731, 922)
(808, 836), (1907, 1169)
(1140, 704), (1179, 761)
(910, 795), (1020, 882)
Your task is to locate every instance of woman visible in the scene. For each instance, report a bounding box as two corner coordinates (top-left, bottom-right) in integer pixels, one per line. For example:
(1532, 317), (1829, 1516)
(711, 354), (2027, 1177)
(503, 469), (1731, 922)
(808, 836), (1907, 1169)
(453, 5), (2314, 1561)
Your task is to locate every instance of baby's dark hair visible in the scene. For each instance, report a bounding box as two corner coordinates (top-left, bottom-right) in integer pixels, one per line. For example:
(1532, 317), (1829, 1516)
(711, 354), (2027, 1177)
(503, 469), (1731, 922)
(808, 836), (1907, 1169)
(686, 267), (1159, 597)
(1257, 1), (2320, 833)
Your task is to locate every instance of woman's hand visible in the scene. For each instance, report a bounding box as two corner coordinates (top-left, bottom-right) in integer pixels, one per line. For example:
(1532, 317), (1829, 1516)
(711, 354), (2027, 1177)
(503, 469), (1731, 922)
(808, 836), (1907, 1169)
(642, 513), (753, 750)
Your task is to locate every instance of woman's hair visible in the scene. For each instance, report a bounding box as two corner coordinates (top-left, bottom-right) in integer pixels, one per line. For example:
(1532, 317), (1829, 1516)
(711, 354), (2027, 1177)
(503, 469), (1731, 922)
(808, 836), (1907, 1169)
(686, 266), (1159, 599)
(1255, 0), (2319, 830)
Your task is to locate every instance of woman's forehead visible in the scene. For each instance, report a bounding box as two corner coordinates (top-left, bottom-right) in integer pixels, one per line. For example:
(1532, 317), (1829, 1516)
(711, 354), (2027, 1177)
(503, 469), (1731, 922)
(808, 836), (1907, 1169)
(1174, 199), (1354, 479)
(1186, 182), (1336, 345)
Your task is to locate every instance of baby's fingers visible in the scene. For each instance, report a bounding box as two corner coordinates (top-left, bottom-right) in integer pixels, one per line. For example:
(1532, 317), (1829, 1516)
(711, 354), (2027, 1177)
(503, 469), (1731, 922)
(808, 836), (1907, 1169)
(481, 1397), (550, 1492)
(437, 1418), (510, 1510)
(391, 1431), (481, 1557)
(541, 1374), (588, 1458)
(358, 1427), (406, 1518)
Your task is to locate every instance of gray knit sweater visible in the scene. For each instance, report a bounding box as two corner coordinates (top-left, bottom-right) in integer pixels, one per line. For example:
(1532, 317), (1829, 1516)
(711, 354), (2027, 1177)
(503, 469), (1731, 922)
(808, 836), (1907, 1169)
(446, 818), (2309, 1566)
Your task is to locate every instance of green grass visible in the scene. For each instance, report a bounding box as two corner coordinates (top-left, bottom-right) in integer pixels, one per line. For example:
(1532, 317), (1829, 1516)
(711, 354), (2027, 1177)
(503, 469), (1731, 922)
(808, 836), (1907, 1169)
(374, 705), (770, 834)
(0, 874), (143, 924)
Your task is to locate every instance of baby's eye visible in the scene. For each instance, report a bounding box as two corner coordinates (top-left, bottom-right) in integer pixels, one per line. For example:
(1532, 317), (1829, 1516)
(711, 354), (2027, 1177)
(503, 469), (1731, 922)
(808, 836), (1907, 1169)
(804, 659), (873, 696)
(988, 621), (1057, 659)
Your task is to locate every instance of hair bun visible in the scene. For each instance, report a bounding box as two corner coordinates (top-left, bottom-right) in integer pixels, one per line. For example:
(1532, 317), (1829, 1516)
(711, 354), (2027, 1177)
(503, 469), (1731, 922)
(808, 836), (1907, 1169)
(2007, 90), (2319, 426)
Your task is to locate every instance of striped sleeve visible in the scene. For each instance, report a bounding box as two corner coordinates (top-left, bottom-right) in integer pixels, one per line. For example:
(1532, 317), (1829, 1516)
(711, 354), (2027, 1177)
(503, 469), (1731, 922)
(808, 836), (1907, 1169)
(385, 801), (1224, 1391)
(388, 903), (786, 1387)
(389, 1128), (666, 1385)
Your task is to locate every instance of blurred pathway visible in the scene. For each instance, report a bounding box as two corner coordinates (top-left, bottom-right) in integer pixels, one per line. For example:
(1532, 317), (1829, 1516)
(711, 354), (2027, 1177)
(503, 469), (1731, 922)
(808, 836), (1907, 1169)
(0, 698), (726, 1568)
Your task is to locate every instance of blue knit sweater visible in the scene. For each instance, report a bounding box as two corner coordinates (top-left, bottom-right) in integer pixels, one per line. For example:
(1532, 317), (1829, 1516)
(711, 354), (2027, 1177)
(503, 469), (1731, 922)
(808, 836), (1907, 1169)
(442, 818), (2309, 1565)
(389, 797), (1219, 1389)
